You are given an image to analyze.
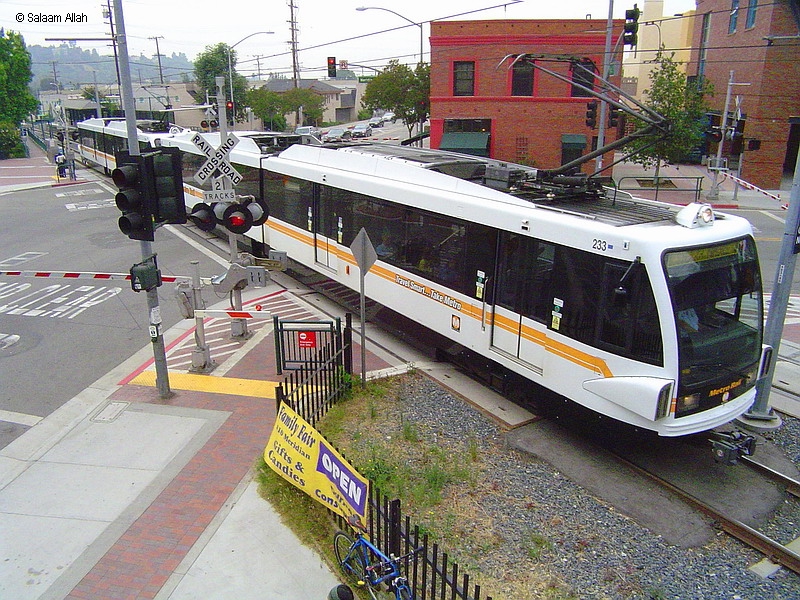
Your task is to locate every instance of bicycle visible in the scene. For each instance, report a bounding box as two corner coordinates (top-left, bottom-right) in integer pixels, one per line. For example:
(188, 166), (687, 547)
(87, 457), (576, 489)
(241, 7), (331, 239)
(333, 515), (421, 600)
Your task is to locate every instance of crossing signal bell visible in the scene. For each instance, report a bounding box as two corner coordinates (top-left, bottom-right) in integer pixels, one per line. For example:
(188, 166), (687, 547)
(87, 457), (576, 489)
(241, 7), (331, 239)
(624, 5), (641, 47)
(585, 101), (598, 129)
(113, 152), (154, 241)
(327, 56), (337, 78)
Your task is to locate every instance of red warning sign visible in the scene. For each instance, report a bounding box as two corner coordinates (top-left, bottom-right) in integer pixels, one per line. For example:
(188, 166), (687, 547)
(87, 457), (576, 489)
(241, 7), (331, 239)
(298, 331), (317, 349)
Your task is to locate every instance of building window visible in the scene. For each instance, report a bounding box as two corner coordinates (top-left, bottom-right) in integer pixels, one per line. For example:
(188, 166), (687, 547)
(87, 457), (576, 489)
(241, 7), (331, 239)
(745, 0), (757, 28)
(728, 0), (740, 34)
(453, 61), (475, 96)
(571, 59), (597, 97)
(511, 58), (534, 96)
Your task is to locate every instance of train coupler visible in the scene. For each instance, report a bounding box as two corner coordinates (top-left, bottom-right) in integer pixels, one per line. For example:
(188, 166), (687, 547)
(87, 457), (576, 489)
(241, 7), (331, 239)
(709, 430), (756, 466)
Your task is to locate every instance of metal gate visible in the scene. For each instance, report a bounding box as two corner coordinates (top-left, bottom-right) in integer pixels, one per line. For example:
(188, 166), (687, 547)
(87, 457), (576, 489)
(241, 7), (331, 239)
(274, 314), (353, 426)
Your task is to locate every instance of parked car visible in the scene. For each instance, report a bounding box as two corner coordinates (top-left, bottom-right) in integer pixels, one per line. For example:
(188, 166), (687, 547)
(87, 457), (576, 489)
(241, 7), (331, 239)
(295, 125), (321, 137)
(321, 127), (352, 143)
(351, 123), (373, 138)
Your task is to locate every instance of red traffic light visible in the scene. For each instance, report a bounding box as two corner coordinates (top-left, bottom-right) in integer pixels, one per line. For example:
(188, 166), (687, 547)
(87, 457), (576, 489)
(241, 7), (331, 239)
(226, 101), (234, 111)
(213, 202), (253, 234)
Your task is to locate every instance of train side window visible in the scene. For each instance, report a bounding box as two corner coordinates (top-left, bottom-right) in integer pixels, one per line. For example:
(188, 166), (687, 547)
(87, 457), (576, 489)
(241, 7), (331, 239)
(549, 247), (602, 343)
(496, 233), (537, 313)
(528, 241), (555, 323)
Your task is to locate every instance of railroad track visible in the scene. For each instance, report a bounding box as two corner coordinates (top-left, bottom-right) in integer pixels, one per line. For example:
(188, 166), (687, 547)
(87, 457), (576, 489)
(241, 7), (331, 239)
(615, 452), (800, 576)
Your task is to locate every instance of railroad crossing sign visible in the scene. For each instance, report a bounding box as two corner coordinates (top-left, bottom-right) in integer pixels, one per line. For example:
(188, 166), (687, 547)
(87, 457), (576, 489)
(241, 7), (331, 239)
(190, 132), (242, 186)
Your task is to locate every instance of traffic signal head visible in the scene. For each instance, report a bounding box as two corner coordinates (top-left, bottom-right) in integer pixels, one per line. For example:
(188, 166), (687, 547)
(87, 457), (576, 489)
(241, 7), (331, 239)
(585, 101), (598, 129)
(608, 107), (619, 128)
(112, 152), (154, 241)
(189, 202), (217, 231)
(226, 100), (234, 112)
(624, 5), (640, 47)
(146, 147), (187, 225)
(327, 56), (337, 78)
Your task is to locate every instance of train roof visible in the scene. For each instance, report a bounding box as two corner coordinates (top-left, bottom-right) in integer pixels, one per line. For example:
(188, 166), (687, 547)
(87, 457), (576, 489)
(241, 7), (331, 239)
(274, 143), (690, 228)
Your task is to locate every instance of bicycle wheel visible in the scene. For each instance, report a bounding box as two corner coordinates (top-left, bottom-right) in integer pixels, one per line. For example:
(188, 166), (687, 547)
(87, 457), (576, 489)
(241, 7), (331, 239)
(396, 582), (413, 600)
(333, 531), (376, 597)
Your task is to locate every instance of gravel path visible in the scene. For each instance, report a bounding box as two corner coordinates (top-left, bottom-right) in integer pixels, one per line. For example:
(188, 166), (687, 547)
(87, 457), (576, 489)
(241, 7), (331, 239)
(395, 374), (800, 600)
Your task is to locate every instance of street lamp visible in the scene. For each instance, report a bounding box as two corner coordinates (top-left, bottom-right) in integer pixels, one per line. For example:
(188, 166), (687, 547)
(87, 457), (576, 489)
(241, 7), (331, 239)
(227, 31), (274, 124)
(356, 7), (424, 65)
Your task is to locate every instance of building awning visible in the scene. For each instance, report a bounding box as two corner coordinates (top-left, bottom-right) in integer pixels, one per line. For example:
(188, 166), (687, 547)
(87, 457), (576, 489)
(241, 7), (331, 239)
(561, 134), (587, 148)
(439, 132), (490, 157)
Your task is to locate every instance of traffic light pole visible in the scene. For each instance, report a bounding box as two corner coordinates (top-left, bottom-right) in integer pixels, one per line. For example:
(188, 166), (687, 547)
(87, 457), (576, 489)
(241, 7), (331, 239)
(216, 76), (249, 339)
(114, 0), (171, 398)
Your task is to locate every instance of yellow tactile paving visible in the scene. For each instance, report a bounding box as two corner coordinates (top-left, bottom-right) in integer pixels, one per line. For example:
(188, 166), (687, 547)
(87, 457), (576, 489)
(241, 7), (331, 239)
(129, 371), (279, 399)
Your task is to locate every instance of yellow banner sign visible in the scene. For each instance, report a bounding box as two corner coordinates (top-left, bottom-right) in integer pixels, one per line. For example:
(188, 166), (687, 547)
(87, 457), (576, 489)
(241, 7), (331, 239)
(265, 402), (369, 520)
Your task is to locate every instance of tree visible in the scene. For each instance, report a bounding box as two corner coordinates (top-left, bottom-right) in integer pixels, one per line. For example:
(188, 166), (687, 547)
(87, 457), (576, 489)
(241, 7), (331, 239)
(246, 88), (287, 131)
(361, 60), (429, 137)
(0, 121), (26, 159)
(622, 50), (713, 173)
(281, 87), (324, 127)
(0, 30), (38, 125)
(193, 43), (248, 120)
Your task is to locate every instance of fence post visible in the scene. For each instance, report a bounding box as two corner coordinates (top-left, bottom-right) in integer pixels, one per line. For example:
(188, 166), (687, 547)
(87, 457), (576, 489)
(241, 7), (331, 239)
(389, 498), (401, 557)
(273, 315), (283, 375)
(344, 313), (353, 376)
(275, 383), (284, 415)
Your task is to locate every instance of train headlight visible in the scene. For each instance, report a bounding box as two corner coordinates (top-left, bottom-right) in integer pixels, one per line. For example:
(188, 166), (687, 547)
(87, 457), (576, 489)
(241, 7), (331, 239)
(676, 203), (714, 228)
(676, 393), (701, 414)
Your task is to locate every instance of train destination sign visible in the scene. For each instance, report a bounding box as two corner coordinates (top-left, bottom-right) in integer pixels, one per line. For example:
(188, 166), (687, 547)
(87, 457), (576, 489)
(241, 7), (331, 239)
(190, 132), (242, 186)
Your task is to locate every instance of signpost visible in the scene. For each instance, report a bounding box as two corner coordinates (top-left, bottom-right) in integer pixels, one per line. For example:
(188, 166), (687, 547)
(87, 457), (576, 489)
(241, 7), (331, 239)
(349, 228), (378, 386)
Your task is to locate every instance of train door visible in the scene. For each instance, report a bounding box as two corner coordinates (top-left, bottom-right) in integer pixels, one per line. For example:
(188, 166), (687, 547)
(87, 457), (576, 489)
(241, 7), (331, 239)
(313, 184), (338, 270)
(490, 232), (550, 373)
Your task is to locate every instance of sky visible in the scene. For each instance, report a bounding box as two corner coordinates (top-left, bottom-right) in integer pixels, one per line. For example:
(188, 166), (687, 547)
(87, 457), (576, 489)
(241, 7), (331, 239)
(4, 0), (697, 80)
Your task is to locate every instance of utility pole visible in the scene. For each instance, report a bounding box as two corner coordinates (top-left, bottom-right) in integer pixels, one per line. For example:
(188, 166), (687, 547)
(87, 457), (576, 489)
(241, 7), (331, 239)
(114, 0), (172, 399)
(741, 143), (800, 431)
(288, 0), (300, 88)
(104, 0), (122, 105)
(149, 36), (165, 83)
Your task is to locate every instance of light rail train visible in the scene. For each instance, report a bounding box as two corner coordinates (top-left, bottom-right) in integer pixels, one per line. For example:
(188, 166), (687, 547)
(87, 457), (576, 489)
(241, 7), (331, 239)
(78, 118), (771, 439)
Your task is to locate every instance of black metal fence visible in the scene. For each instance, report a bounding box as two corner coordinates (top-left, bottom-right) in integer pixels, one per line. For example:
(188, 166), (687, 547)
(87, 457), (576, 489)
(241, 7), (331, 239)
(332, 489), (493, 600)
(275, 313), (491, 600)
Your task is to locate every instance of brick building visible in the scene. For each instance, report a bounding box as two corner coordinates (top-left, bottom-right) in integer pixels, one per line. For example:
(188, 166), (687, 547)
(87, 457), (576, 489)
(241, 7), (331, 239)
(429, 19), (624, 173)
(688, 0), (800, 189)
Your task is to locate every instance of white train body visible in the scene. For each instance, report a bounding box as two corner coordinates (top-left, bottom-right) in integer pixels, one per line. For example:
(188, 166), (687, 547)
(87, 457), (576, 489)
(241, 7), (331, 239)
(80, 119), (769, 437)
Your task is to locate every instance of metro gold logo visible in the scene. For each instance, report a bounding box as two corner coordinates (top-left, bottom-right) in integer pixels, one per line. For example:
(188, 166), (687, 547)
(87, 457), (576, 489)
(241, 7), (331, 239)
(709, 379), (743, 398)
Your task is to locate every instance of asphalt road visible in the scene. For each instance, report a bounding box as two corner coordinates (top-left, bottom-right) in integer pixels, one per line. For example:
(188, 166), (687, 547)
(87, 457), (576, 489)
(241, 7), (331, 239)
(0, 178), (227, 448)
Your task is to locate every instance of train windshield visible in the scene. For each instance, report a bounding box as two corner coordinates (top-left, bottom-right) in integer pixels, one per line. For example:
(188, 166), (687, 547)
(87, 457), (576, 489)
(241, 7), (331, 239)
(664, 238), (763, 417)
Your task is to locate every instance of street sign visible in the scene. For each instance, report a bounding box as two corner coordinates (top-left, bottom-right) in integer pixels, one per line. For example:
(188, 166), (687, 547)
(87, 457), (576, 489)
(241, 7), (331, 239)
(190, 132), (242, 186)
(350, 228), (377, 273)
(203, 189), (236, 203)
